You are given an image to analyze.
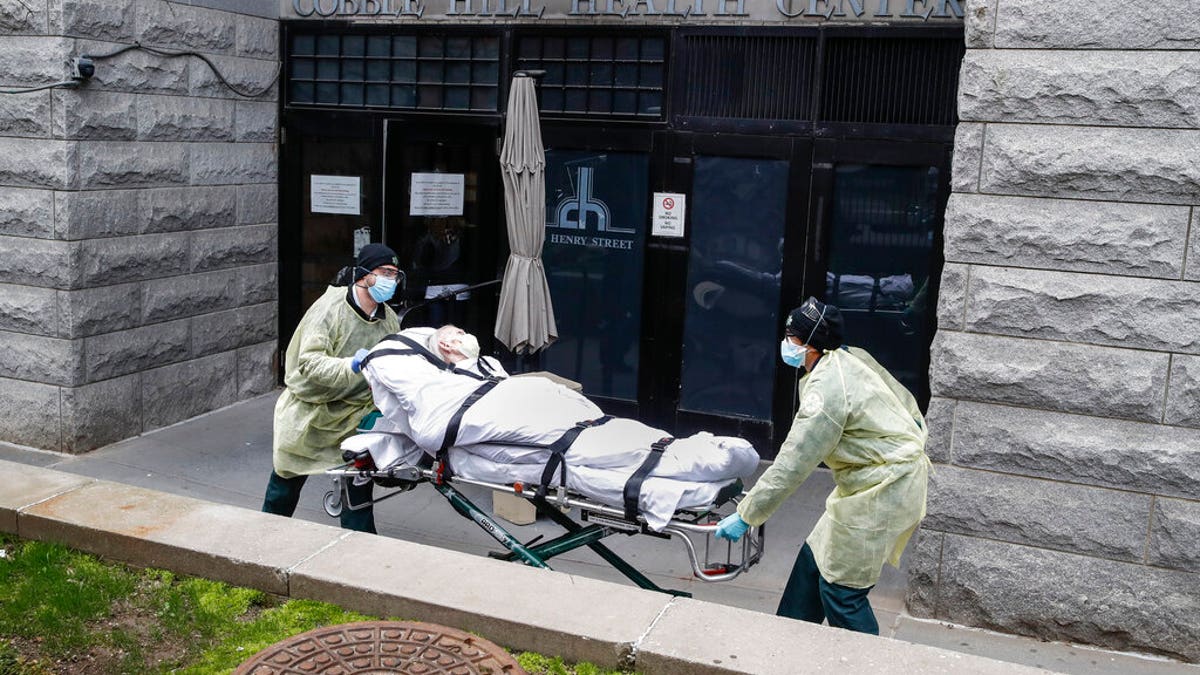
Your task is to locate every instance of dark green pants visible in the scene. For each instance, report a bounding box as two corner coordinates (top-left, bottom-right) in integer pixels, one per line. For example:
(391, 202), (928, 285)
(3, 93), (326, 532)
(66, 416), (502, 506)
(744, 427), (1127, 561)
(777, 542), (878, 635)
(262, 471), (376, 534)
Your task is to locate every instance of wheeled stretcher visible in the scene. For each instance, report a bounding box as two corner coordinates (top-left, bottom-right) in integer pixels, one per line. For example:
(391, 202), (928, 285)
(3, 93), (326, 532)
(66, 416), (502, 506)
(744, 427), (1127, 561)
(323, 444), (765, 597)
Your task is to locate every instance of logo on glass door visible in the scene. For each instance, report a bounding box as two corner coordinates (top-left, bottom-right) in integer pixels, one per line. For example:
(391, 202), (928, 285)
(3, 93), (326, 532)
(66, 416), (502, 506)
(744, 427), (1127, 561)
(548, 167), (635, 251)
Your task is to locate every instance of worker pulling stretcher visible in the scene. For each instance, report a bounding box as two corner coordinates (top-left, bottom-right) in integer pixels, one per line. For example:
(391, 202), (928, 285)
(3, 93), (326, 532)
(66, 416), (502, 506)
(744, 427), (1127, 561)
(345, 325), (760, 531)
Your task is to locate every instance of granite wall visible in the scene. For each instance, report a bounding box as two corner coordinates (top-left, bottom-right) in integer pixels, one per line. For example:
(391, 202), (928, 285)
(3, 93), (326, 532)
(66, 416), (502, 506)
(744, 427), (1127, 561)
(910, 0), (1200, 662)
(0, 0), (280, 452)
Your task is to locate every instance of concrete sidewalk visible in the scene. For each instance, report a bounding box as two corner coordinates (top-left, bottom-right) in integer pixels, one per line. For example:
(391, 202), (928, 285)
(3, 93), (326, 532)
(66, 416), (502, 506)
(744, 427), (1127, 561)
(2, 392), (1196, 674)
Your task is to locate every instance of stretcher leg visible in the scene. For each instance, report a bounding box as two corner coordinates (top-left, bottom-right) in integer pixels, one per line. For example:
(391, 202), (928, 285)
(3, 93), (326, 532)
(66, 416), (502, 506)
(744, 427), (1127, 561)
(431, 481), (550, 569)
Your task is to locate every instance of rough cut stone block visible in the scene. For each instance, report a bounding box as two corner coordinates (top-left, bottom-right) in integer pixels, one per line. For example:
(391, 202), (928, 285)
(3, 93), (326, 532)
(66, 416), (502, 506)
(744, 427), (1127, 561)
(0, 138), (72, 189)
(963, 0), (995, 48)
(240, 262), (277, 305)
(0, 187), (52, 238)
(192, 302), (276, 356)
(994, 0), (1200, 50)
(1165, 355), (1200, 429)
(51, 0), (137, 41)
(237, 183), (277, 225)
(980, 125), (1200, 205)
(923, 396), (954, 464)
(137, 2), (236, 54)
(0, 331), (82, 387)
(1149, 497), (1200, 574)
(236, 16), (279, 59)
(59, 283), (142, 338)
(141, 185), (236, 233)
(75, 141), (189, 188)
(952, 401), (1200, 501)
(74, 233), (190, 286)
(190, 223), (276, 271)
(944, 193), (1188, 279)
(234, 101), (277, 142)
(0, 378), (61, 451)
(960, 50), (1200, 129)
(0, 283), (56, 335)
(934, 263), (966, 332)
(925, 466), (1150, 562)
(1189, 209), (1199, 282)
(951, 122), (983, 193)
(237, 340), (277, 398)
(60, 374), (142, 453)
(905, 529), (942, 617)
(0, 91), (50, 137)
(20, 480), (344, 595)
(137, 95), (235, 142)
(142, 352), (237, 428)
(0, 36), (72, 85)
(141, 268), (239, 319)
(930, 331), (1168, 423)
(54, 189), (141, 239)
(937, 534), (1200, 662)
(0, 0), (46, 34)
(965, 267), (1200, 354)
(50, 89), (138, 140)
(84, 318), (191, 381)
(77, 39), (191, 95)
(0, 235), (70, 287)
(189, 54), (278, 101)
(189, 143), (277, 186)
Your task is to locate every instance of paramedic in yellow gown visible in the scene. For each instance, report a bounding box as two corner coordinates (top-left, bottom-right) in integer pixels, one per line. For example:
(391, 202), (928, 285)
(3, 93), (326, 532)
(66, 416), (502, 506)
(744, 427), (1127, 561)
(261, 243), (402, 534)
(716, 297), (929, 634)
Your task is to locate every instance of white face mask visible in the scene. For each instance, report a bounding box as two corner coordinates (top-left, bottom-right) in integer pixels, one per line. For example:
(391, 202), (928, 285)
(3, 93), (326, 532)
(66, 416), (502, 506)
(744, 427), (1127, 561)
(456, 333), (480, 359)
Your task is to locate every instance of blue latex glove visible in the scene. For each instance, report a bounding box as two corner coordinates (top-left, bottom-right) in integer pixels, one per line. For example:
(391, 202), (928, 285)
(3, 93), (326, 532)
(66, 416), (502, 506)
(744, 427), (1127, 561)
(715, 513), (750, 542)
(350, 348), (370, 374)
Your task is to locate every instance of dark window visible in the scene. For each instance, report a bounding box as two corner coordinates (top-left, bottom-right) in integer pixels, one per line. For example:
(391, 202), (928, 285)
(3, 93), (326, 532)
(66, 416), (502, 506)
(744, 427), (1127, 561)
(517, 34), (667, 119)
(287, 32), (500, 112)
(820, 37), (963, 126)
(676, 34), (816, 121)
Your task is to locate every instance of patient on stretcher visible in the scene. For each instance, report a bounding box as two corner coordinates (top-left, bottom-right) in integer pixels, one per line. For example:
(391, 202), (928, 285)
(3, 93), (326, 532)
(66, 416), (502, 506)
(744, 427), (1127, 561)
(342, 326), (761, 530)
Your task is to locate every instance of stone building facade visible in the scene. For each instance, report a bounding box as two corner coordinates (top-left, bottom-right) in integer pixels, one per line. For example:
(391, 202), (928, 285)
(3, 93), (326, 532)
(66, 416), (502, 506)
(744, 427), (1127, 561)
(0, 0), (280, 452)
(909, 0), (1200, 662)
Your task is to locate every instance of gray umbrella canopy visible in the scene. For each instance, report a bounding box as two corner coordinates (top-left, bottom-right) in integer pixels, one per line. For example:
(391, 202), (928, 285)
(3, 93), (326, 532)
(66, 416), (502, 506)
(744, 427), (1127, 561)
(494, 74), (557, 354)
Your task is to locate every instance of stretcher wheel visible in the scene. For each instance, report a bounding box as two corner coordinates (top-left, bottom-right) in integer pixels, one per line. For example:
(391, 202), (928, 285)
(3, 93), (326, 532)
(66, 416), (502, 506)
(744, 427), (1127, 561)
(323, 490), (343, 518)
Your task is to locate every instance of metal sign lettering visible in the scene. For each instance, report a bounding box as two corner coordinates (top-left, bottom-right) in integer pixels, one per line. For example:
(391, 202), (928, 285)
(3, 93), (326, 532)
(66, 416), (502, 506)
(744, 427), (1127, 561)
(288, 0), (962, 20)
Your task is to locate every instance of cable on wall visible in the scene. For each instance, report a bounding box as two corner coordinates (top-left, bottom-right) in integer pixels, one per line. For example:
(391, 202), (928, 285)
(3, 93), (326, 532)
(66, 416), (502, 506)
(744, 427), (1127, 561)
(84, 43), (281, 99)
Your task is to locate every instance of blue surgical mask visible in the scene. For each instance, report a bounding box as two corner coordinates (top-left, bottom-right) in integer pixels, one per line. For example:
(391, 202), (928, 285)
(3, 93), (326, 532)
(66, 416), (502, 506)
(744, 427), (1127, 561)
(780, 338), (806, 369)
(368, 276), (397, 303)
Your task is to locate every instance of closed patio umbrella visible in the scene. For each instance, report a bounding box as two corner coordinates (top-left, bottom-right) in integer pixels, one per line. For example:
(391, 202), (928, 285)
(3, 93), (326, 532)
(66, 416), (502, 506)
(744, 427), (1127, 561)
(494, 72), (557, 354)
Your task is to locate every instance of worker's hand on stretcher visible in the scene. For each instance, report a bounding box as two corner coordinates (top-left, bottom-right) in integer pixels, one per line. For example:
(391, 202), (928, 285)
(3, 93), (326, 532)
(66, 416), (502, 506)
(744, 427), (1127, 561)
(715, 513), (750, 542)
(350, 348), (370, 374)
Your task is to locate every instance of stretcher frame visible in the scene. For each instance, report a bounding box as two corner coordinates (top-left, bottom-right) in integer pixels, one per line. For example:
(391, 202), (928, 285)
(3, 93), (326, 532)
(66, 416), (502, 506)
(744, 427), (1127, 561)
(323, 456), (765, 598)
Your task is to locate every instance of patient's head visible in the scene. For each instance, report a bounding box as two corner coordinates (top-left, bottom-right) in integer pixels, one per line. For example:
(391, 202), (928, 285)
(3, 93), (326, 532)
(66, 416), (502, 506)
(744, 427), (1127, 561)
(429, 324), (481, 364)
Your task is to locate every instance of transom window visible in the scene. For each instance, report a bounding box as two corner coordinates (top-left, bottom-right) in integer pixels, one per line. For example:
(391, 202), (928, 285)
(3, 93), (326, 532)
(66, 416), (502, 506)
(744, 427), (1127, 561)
(516, 35), (667, 119)
(288, 33), (501, 111)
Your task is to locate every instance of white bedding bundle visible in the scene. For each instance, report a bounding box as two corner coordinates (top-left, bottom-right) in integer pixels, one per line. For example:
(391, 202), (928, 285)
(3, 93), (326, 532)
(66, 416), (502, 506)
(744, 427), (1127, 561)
(348, 328), (760, 530)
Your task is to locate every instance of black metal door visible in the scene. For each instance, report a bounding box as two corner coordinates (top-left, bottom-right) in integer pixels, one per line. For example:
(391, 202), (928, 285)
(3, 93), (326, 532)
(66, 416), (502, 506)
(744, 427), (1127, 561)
(640, 132), (813, 456)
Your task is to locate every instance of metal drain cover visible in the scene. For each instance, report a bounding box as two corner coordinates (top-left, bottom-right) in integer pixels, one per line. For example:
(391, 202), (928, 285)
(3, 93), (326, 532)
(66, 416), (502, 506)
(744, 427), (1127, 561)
(234, 620), (526, 674)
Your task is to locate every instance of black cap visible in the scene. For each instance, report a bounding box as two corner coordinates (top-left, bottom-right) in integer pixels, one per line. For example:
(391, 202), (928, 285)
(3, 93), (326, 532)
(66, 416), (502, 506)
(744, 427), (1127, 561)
(355, 243), (400, 281)
(785, 297), (844, 351)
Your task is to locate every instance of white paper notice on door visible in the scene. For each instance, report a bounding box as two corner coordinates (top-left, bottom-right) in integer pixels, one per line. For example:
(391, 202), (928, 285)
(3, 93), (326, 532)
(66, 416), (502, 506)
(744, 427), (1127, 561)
(311, 175), (361, 215)
(651, 192), (686, 237)
(410, 173), (465, 216)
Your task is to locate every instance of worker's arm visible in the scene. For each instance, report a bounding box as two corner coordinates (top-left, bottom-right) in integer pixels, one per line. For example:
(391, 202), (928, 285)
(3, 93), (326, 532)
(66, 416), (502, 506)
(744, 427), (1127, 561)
(737, 358), (849, 527)
(286, 324), (362, 404)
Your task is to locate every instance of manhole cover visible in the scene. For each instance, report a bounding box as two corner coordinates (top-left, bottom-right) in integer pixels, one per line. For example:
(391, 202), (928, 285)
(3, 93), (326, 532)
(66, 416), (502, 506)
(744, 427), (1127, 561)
(234, 620), (526, 674)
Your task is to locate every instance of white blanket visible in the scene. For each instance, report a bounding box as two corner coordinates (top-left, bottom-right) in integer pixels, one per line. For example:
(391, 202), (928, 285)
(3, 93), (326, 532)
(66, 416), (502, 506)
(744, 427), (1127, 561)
(354, 329), (760, 530)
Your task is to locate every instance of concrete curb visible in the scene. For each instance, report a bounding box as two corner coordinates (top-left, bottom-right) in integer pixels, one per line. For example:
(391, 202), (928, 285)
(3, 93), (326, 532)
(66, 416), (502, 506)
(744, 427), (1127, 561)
(0, 459), (1049, 673)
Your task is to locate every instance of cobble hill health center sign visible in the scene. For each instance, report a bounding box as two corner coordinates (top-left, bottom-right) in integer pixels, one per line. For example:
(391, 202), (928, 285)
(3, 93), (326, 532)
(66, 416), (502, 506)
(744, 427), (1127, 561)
(288, 0), (963, 21)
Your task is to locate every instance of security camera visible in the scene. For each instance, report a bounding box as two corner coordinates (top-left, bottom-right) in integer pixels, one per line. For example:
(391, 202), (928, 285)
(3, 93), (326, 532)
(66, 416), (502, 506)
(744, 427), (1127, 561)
(72, 56), (95, 80)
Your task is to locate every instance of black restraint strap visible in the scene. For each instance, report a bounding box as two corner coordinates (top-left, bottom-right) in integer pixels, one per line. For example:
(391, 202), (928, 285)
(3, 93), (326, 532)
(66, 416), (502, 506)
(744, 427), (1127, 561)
(385, 334), (453, 371)
(358, 347), (421, 370)
(436, 379), (501, 478)
(536, 415), (613, 499)
(622, 437), (675, 521)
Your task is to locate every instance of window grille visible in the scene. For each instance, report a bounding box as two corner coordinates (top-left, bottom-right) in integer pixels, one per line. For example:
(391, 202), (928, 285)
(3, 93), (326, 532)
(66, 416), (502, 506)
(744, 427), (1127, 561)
(516, 35), (667, 119)
(676, 34), (816, 121)
(287, 33), (501, 112)
(819, 37), (963, 126)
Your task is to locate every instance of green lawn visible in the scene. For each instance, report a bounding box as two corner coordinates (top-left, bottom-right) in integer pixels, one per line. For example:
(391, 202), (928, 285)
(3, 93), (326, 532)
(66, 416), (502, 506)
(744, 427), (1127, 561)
(0, 534), (632, 674)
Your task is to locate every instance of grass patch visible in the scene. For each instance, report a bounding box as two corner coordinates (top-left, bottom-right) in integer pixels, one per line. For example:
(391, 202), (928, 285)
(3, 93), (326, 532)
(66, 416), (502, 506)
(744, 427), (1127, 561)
(0, 534), (634, 674)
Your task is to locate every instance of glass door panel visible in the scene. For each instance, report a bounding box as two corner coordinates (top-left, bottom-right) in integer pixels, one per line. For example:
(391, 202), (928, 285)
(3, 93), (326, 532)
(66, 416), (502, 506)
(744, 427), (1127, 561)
(679, 156), (790, 419)
(541, 150), (649, 401)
